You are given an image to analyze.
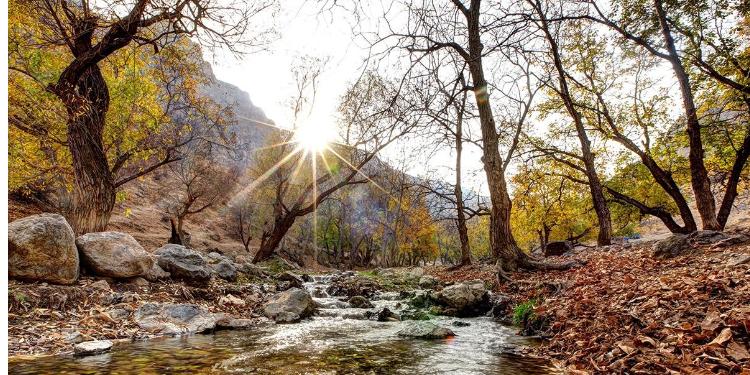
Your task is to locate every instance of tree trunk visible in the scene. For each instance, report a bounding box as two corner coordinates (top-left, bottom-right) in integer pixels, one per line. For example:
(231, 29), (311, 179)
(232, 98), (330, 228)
(169, 217), (181, 244)
(253, 215), (296, 263)
(466, 1), (527, 272)
(62, 65), (116, 234)
(454, 96), (472, 266)
(653, 0), (719, 230)
(534, 0), (612, 245)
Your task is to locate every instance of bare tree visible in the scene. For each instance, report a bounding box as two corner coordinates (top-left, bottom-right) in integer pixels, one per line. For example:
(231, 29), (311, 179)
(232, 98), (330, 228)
(161, 150), (239, 245)
(229, 198), (256, 252)
(249, 69), (417, 263)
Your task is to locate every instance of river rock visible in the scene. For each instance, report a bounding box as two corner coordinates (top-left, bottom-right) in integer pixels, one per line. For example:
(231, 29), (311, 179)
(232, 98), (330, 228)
(76, 232), (153, 278)
(348, 295), (374, 308)
(262, 288), (316, 323)
(74, 340), (113, 356)
(326, 275), (380, 298)
(544, 241), (573, 257)
(134, 303), (219, 335)
(219, 294), (245, 307)
(397, 322), (455, 339)
(154, 244), (211, 283)
(727, 253), (750, 267)
(89, 279), (111, 292)
(376, 307), (400, 322)
(418, 275), (439, 289)
(8, 213), (79, 284)
(436, 281), (491, 317)
(236, 262), (269, 278)
(277, 271), (304, 289)
(489, 294), (513, 320)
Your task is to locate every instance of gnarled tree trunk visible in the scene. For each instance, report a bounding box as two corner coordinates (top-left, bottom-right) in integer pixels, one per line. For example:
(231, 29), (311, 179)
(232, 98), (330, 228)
(60, 65), (116, 234)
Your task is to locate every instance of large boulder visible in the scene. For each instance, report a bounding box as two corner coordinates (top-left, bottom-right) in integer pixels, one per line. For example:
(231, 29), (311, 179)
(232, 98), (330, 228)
(154, 244), (211, 283)
(8, 213), (79, 284)
(544, 241), (573, 257)
(76, 232), (153, 278)
(397, 321), (455, 339)
(262, 288), (316, 323)
(277, 271), (304, 289)
(134, 303), (219, 335)
(436, 281), (491, 317)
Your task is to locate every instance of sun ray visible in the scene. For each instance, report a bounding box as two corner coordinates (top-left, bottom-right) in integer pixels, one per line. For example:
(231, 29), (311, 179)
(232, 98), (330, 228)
(326, 146), (391, 197)
(228, 146), (303, 206)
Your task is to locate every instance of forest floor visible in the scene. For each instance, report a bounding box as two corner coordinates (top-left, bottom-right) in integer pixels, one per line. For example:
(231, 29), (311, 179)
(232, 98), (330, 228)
(428, 233), (750, 374)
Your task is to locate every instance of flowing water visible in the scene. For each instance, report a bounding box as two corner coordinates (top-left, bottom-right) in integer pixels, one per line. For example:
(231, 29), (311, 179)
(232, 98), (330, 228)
(9, 276), (558, 374)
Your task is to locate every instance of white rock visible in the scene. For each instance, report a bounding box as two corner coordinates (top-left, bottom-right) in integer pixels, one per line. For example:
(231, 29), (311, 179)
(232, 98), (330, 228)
(73, 340), (113, 356)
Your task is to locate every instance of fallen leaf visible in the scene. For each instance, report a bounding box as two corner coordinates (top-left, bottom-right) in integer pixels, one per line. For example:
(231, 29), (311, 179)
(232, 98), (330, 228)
(726, 341), (750, 361)
(707, 328), (732, 346)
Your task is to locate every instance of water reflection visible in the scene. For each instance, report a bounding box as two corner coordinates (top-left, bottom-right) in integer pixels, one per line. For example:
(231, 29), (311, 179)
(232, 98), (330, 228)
(9, 317), (558, 375)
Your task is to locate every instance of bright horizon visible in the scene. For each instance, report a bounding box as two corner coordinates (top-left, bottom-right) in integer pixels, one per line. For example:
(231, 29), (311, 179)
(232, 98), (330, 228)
(204, 2), (492, 195)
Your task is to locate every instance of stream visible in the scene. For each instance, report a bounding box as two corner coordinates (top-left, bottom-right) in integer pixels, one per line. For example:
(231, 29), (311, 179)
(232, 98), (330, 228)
(9, 275), (558, 374)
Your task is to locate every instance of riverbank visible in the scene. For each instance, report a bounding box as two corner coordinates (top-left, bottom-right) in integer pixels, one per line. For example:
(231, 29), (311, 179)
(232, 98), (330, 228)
(9, 232), (749, 373)
(427, 233), (750, 373)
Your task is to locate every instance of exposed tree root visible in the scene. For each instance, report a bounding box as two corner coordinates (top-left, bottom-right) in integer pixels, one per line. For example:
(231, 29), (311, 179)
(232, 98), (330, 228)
(495, 254), (586, 287)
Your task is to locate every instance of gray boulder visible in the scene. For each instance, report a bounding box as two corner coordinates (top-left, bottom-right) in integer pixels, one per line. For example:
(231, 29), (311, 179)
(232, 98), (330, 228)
(213, 260), (237, 281)
(397, 321), (455, 339)
(262, 288), (316, 323)
(76, 232), (153, 278)
(418, 275), (439, 289)
(154, 244), (211, 282)
(9, 213), (79, 284)
(689, 230), (729, 246)
(134, 303), (219, 335)
(73, 340), (112, 356)
(436, 281), (491, 317)
(653, 234), (690, 258)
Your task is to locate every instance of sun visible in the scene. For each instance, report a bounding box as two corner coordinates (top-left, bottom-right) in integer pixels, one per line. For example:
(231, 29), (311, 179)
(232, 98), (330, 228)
(293, 121), (335, 153)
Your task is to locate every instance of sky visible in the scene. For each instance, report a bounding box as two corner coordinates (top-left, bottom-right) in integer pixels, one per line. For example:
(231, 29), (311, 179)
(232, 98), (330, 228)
(206, 2), (491, 194)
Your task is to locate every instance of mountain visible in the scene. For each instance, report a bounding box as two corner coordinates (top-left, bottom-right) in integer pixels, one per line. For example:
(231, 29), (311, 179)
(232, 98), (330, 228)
(199, 61), (280, 165)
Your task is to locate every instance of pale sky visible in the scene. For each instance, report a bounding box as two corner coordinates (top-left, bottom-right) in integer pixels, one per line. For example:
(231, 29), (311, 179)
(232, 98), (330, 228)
(205, 2), (491, 194)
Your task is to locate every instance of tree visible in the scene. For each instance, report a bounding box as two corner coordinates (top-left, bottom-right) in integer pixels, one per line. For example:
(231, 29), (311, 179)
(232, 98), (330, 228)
(373, 0), (580, 276)
(582, 0), (750, 230)
(525, 0), (613, 245)
(160, 149), (239, 245)
(11, 0), (274, 233)
(249, 70), (416, 263)
(229, 197), (257, 252)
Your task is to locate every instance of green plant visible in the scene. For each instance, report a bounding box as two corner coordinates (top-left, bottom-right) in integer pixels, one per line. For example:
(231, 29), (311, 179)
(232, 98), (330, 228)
(512, 299), (537, 326)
